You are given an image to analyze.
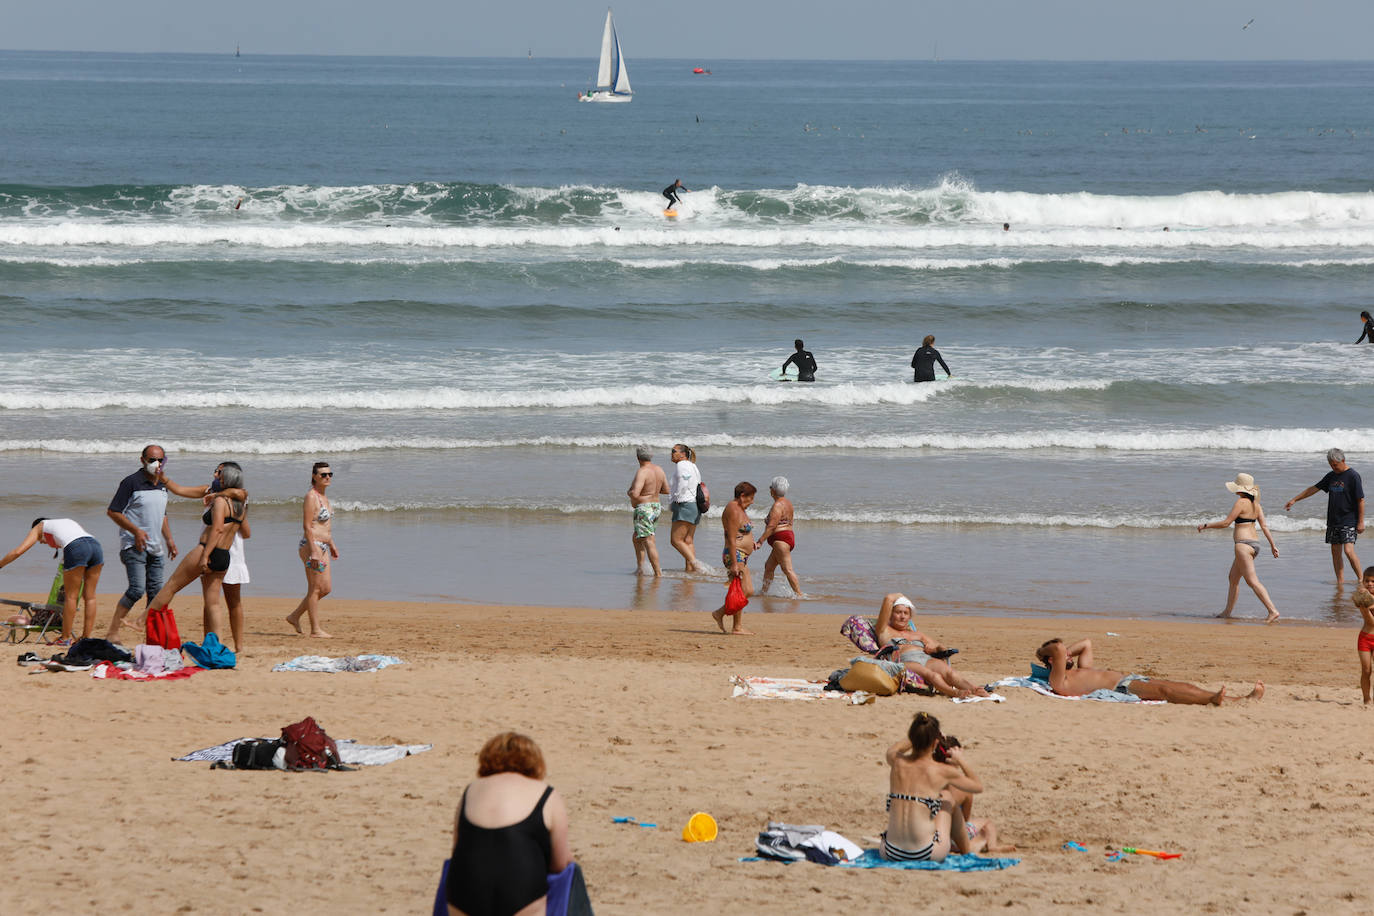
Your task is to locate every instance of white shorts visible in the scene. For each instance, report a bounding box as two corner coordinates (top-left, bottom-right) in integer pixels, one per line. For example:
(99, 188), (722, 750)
(223, 534), (250, 586)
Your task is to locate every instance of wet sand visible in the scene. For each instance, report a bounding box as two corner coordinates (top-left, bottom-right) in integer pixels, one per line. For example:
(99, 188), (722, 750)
(1, 596), (1369, 914)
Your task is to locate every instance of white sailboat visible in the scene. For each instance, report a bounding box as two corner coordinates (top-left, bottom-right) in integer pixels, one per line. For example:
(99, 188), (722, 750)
(579, 9), (632, 103)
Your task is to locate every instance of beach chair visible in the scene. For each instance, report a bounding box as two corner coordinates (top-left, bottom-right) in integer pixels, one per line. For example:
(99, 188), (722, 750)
(1, 598), (63, 644)
(2, 563), (73, 644)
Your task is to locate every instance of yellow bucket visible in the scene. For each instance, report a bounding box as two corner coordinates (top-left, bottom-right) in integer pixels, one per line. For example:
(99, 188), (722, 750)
(682, 811), (718, 843)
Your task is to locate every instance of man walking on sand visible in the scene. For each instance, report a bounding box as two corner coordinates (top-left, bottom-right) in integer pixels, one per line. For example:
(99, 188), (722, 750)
(105, 444), (178, 639)
(1037, 638), (1263, 705)
(1286, 448), (1365, 585)
(627, 446), (669, 576)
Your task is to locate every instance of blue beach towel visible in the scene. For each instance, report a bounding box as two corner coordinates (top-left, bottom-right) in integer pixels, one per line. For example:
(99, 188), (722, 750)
(181, 632), (236, 669)
(741, 851), (1019, 871)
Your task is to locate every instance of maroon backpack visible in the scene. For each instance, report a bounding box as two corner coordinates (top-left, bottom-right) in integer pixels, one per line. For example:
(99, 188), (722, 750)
(281, 716), (342, 770)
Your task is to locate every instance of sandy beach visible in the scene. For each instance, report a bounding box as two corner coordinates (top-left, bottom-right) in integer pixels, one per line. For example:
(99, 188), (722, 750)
(1, 595), (1370, 914)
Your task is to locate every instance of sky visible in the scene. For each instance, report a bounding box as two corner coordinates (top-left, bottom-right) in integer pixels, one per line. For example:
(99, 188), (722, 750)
(6, 1), (1374, 60)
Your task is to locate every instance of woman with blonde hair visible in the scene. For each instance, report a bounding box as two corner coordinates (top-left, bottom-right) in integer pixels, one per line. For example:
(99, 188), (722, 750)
(1198, 472), (1280, 623)
(445, 732), (572, 916)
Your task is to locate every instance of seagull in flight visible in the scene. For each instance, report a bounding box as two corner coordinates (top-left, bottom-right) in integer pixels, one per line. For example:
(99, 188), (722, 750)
(1242, 18), (1254, 30)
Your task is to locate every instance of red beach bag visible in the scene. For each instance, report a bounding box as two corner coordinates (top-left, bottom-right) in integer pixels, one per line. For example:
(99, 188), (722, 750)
(145, 605), (182, 650)
(724, 578), (748, 615)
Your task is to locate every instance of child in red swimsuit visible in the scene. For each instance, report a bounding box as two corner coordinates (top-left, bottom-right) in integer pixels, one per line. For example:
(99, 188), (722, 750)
(1356, 568), (1374, 705)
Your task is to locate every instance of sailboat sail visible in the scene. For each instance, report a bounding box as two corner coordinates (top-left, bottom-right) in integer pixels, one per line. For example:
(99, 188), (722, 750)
(584, 8), (632, 101)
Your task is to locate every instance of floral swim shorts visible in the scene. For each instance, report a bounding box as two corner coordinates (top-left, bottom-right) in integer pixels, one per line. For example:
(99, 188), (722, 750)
(633, 503), (662, 539)
(1326, 525), (1359, 545)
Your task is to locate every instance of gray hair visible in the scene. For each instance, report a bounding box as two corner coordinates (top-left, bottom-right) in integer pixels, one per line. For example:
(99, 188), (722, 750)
(770, 476), (790, 496)
(635, 446), (653, 462)
(218, 461), (246, 517)
(1327, 448), (1346, 465)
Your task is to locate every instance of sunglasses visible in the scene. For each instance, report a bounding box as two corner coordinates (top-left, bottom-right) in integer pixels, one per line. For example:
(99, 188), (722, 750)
(317, 471), (334, 478)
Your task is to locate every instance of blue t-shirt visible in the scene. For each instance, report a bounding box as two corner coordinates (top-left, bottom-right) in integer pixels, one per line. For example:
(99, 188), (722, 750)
(108, 470), (170, 555)
(1316, 467), (1365, 529)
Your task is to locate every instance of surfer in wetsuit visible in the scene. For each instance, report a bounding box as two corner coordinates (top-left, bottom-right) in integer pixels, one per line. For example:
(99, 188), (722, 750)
(663, 179), (689, 210)
(781, 339), (817, 382)
(1357, 310), (1374, 344)
(911, 334), (951, 382)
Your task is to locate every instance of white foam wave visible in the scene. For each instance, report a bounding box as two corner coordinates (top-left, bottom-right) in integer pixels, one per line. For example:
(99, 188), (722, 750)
(4, 427), (1371, 455)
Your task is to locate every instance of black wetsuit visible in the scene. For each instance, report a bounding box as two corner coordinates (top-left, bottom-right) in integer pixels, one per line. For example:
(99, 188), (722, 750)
(910, 346), (950, 382)
(781, 349), (817, 382)
(663, 184), (684, 208)
(1358, 319), (1374, 343)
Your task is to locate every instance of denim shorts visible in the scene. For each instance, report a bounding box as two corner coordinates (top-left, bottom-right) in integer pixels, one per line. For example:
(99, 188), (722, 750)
(62, 536), (104, 569)
(670, 501), (701, 525)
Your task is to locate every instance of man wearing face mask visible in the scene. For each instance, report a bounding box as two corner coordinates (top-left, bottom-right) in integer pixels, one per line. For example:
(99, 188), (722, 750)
(104, 444), (178, 640)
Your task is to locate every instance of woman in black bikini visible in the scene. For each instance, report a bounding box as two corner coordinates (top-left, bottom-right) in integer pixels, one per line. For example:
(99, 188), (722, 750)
(446, 732), (572, 916)
(711, 481), (757, 635)
(882, 711), (982, 862)
(1197, 472), (1280, 623)
(144, 462), (247, 639)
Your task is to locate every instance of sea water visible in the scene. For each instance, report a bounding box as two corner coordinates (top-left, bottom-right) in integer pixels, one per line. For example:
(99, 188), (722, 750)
(2, 53), (1373, 622)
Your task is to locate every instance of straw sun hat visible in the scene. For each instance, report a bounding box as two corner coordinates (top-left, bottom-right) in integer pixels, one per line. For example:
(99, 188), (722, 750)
(1225, 472), (1259, 497)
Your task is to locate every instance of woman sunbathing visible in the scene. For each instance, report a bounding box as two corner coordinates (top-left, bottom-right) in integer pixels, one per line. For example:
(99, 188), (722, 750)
(882, 711), (981, 863)
(874, 593), (990, 699)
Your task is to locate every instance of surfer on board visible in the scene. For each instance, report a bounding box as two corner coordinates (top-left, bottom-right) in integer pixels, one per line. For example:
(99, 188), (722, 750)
(662, 179), (689, 211)
(780, 339), (817, 382)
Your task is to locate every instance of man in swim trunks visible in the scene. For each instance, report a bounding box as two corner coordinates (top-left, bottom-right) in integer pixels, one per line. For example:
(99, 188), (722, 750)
(662, 178), (689, 210)
(627, 446), (669, 577)
(780, 339), (817, 382)
(1036, 638), (1263, 705)
(1285, 447), (1365, 585)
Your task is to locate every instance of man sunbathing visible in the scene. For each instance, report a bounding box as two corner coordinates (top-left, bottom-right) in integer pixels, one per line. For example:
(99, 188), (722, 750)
(1036, 637), (1263, 705)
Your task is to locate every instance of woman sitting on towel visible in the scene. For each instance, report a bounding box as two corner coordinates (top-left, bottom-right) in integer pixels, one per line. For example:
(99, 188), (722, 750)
(875, 593), (990, 699)
(143, 462), (247, 640)
(882, 712), (982, 863)
(447, 732), (572, 916)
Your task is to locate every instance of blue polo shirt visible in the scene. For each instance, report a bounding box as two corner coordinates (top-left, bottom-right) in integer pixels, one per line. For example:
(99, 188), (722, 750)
(108, 470), (170, 555)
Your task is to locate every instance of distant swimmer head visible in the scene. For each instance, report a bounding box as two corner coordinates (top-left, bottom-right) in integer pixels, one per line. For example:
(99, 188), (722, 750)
(793, 339), (805, 351)
(1225, 472), (1259, 498)
(769, 476), (789, 496)
(635, 446), (653, 462)
(1002, 222), (1010, 231)
(922, 334), (935, 347)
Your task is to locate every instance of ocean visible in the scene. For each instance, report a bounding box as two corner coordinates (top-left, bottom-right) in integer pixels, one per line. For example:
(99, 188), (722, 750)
(2, 52), (1373, 622)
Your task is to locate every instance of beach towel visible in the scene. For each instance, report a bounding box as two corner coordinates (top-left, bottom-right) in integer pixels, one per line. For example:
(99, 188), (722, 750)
(175, 737), (433, 765)
(730, 675), (872, 704)
(991, 676), (1163, 704)
(741, 851), (1019, 871)
(182, 633), (236, 669)
(92, 661), (202, 682)
(271, 654), (403, 673)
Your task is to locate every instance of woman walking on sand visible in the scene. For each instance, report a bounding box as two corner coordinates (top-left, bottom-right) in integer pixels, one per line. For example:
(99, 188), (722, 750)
(711, 482), (757, 635)
(287, 461), (337, 637)
(1198, 472), (1280, 623)
(757, 476), (804, 597)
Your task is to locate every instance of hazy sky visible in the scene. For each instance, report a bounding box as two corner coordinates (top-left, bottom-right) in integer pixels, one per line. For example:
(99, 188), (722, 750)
(7, 1), (1374, 60)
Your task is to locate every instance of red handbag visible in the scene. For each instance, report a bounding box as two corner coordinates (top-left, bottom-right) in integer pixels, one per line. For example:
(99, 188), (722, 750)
(724, 577), (748, 614)
(145, 605), (182, 650)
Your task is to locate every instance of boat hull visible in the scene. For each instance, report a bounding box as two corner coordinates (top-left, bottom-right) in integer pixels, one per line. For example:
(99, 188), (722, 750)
(579, 91), (633, 103)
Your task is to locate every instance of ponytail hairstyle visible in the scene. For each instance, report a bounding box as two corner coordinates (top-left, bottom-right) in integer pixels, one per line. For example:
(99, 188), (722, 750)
(907, 711), (942, 755)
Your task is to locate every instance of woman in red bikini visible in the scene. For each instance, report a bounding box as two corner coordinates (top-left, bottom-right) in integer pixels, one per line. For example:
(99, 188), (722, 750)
(757, 476), (804, 598)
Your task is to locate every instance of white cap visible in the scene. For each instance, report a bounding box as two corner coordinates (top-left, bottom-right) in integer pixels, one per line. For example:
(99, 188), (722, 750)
(892, 596), (914, 609)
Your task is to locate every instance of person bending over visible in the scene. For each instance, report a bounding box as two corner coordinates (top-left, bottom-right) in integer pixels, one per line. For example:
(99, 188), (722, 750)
(662, 179), (689, 210)
(1036, 637), (1262, 705)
